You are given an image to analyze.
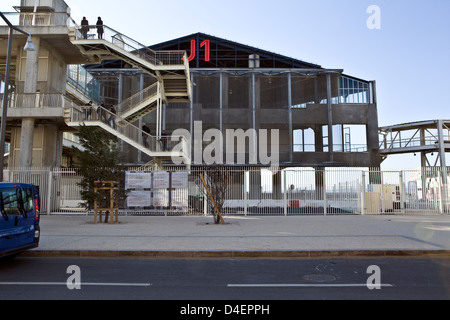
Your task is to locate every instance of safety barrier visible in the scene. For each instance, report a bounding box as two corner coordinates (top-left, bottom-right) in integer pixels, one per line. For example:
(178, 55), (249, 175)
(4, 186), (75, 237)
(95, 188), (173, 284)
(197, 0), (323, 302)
(4, 167), (448, 216)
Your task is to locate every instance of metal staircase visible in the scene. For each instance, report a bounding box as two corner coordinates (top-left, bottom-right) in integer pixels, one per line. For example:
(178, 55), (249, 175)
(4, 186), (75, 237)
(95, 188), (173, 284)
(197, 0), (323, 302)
(64, 105), (191, 169)
(70, 25), (191, 105)
(67, 24), (192, 167)
(117, 82), (160, 123)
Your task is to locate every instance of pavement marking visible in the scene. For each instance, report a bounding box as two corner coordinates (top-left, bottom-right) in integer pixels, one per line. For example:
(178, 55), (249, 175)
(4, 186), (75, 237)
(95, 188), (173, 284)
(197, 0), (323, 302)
(228, 283), (394, 288)
(0, 282), (152, 287)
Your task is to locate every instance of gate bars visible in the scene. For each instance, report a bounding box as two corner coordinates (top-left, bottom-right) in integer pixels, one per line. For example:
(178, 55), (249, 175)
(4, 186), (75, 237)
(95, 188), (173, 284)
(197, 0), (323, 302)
(4, 167), (449, 216)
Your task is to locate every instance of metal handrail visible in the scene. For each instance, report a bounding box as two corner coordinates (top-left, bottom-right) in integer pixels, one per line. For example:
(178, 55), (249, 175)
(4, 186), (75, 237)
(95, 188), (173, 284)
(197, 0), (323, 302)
(68, 105), (188, 157)
(0, 13), (187, 67)
(116, 82), (159, 117)
(379, 136), (443, 150)
(75, 24), (186, 67)
(0, 93), (67, 109)
(0, 12), (79, 28)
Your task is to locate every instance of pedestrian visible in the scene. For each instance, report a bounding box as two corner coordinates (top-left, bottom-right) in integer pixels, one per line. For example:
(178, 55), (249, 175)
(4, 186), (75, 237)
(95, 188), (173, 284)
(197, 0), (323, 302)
(84, 100), (93, 120)
(98, 101), (106, 122)
(96, 17), (104, 39)
(108, 105), (117, 129)
(81, 17), (89, 39)
(142, 123), (151, 148)
(161, 130), (168, 151)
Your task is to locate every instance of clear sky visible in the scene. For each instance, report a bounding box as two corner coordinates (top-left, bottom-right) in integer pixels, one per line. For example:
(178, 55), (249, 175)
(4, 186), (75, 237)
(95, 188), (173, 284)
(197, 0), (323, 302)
(1, 0), (449, 169)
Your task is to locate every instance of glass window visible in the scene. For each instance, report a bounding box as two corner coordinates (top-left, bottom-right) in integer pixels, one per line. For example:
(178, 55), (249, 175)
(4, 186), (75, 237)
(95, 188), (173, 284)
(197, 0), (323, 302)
(339, 76), (370, 104)
(0, 188), (21, 215)
(293, 129), (315, 152)
(22, 188), (34, 213)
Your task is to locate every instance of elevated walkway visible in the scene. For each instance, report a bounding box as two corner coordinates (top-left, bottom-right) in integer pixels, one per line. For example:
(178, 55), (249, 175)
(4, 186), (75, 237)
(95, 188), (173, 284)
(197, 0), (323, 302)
(70, 25), (191, 105)
(64, 105), (190, 169)
(379, 120), (450, 168)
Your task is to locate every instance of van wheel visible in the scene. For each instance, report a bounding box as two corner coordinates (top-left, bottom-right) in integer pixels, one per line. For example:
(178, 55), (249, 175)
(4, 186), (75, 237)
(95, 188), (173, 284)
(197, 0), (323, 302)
(0, 253), (18, 262)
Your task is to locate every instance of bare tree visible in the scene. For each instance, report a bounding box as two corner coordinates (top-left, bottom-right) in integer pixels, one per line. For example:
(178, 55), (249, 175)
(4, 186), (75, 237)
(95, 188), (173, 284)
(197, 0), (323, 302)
(200, 166), (229, 225)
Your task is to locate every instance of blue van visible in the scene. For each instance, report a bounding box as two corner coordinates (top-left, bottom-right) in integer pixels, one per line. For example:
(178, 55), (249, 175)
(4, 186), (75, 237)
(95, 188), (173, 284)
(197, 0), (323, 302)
(0, 183), (40, 258)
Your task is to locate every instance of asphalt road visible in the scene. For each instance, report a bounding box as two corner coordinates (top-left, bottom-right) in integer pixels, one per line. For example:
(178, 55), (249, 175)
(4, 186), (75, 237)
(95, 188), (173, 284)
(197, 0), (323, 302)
(0, 256), (448, 304)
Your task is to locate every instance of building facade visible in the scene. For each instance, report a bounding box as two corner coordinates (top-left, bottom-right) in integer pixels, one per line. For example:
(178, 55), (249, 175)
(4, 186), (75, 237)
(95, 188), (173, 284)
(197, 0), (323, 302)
(87, 33), (381, 168)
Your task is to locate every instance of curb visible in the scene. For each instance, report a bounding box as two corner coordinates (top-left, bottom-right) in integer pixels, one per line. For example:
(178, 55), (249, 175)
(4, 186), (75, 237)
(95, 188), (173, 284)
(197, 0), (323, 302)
(22, 250), (450, 259)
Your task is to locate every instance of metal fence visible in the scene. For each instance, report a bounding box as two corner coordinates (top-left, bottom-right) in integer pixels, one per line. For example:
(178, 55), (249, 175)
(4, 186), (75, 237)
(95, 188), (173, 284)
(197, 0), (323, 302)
(3, 167), (449, 216)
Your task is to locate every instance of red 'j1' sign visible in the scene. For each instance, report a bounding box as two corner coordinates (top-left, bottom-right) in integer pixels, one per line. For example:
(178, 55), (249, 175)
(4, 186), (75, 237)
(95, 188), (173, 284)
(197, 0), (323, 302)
(183, 39), (210, 62)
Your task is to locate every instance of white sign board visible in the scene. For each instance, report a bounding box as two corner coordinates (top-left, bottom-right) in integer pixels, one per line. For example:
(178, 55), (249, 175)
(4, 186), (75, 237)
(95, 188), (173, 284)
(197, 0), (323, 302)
(127, 191), (152, 207)
(171, 171), (188, 189)
(153, 171), (170, 189)
(172, 189), (189, 210)
(125, 172), (152, 189)
(153, 190), (169, 207)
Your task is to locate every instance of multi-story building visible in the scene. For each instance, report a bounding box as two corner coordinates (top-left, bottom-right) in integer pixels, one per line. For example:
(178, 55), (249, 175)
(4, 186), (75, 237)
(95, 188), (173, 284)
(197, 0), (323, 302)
(87, 32), (381, 169)
(1, 0), (380, 172)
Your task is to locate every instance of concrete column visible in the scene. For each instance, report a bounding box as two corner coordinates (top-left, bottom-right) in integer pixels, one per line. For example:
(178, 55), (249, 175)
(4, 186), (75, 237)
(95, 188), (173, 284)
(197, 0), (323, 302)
(19, 118), (35, 168)
(19, 36), (40, 167)
(23, 36), (40, 93)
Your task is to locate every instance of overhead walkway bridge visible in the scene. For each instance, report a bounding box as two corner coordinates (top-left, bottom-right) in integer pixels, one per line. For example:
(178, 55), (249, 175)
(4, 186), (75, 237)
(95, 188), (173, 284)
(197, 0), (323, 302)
(379, 120), (450, 169)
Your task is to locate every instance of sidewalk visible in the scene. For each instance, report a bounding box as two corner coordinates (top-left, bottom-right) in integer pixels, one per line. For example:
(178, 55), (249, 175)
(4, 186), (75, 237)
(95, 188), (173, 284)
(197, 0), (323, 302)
(26, 214), (450, 258)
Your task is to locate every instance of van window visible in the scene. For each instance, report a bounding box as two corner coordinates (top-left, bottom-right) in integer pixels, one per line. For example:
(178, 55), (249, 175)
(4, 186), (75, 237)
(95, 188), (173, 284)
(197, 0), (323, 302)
(22, 188), (34, 213)
(1, 188), (24, 215)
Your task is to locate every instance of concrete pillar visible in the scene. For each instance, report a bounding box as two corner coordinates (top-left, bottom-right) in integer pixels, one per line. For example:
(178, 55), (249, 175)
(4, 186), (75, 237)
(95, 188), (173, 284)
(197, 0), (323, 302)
(19, 118), (35, 168)
(23, 36), (40, 93)
(19, 36), (40, 168)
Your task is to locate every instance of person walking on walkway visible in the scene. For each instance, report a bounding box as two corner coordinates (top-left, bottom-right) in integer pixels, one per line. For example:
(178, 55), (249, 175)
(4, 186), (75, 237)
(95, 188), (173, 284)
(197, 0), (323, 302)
(96, 17), (104, 39)
(161, 130), (168, 151)
(98, 101), (107, 122)
(142, 123), (151, 148)
(81, 17), (89, 39)
(84, 100), (93, 120)
(108, 105), (117, 129)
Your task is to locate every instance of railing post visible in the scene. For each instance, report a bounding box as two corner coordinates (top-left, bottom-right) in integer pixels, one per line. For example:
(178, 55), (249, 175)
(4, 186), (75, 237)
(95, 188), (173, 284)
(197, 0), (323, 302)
(47, 169), (52, 215)
(438, 170), (444, 215)
(399, 171), (405, 214)
(323, 171), (327, 216)
(283, 170), (288, 216)
(361, 171), (366, 215)
(244, 171), (248, 216)
(380, 171), (385, 213)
